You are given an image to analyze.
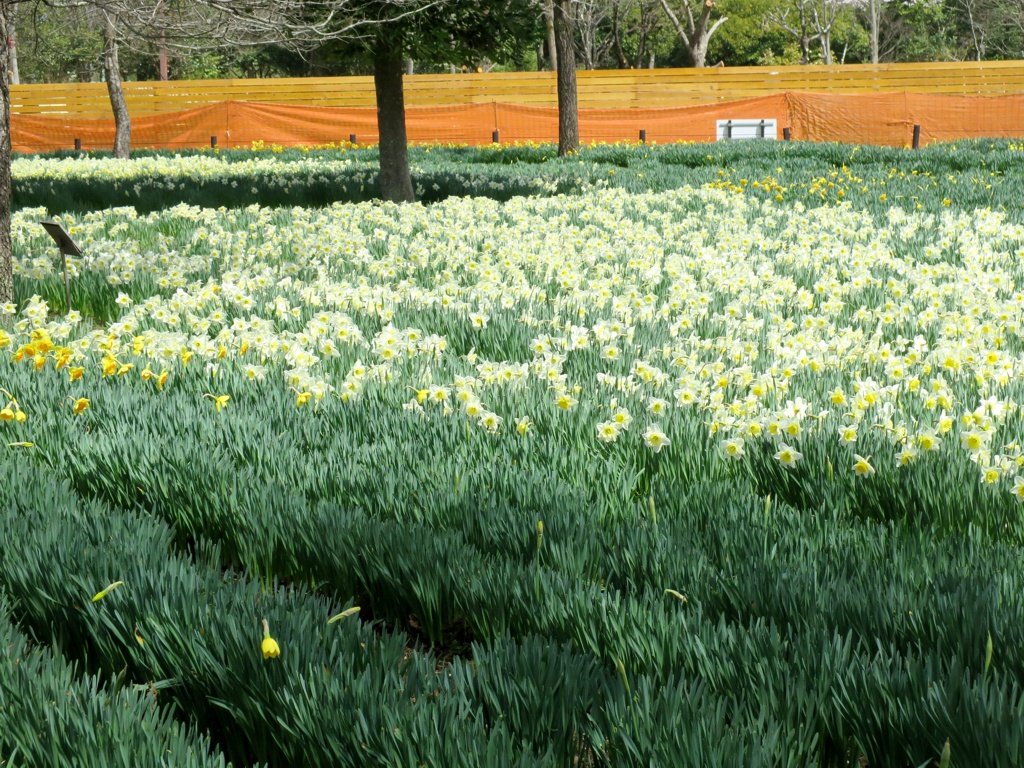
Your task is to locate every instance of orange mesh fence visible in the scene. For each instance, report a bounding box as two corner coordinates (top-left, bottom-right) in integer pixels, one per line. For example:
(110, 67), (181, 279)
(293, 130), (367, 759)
(10, 91), (1024, 153)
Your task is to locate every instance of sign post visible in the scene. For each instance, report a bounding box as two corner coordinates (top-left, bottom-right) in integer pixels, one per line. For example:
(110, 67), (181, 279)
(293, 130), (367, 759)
(39, 221), (82, 314)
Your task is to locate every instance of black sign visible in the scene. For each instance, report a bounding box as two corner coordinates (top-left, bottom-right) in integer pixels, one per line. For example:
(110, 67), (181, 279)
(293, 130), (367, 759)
(40, 220), (83, 257)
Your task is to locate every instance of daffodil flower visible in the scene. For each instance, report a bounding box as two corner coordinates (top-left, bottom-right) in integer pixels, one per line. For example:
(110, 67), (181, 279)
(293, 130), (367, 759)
(204, 393), (230, 412)
(92, 581), (124, 603)
(852, 454), (875, 477)
(774, 443), (803, 468)
(261, 619), (281, 660)
(327, 607), (360, 624)
(643, 424), (670, 453)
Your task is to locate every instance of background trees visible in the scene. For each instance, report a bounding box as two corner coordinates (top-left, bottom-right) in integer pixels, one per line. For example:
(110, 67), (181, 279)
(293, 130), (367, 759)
(11, 0), (1024, 82)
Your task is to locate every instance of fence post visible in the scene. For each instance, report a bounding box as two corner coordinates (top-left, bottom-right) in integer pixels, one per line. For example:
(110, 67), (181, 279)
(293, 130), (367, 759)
(783, 127), (791, 141)
(639, 129), (646, 143)
(210, 135), (218, 149)
(349, 133), (357, 146)
(912, 124), (921, 149)
(492, 129), (500, 145)
(74, 138), (82, 152)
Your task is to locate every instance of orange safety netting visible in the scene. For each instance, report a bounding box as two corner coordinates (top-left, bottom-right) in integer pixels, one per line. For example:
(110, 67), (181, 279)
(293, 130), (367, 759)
(11, 91), (1024, 153)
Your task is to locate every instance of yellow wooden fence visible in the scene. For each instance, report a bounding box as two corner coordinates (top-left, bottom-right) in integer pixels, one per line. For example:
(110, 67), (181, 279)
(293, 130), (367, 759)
(11, 61), (1024, 118)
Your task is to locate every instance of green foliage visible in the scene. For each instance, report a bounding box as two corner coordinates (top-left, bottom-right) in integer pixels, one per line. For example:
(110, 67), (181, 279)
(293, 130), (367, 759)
(708, 0), (794, 66)
(0, 595), (230, 768)
(3, 350), (1024, 765)
(8, 138), (1024, 766)
(16, 138), (1024, 216)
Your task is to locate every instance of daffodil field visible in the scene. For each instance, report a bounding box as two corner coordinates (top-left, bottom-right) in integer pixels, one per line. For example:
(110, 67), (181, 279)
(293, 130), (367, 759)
(5, 141), (1024, 767)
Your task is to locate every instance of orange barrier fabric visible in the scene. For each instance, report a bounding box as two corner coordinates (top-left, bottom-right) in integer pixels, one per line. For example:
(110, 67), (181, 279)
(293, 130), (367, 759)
(13, 63), (1024, 118)
(11, 91), (1024, 153)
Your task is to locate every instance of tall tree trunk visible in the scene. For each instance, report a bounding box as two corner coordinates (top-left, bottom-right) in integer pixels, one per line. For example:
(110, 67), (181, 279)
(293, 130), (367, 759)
(612, 5), (630, 68)
(868, 0), (879, 63)
(103, 17), (131, 159)
(635, 21), (647, 68)
(545, 0), (558, 70)
(6, 5), (16, 86)
(554, 0), (578, 155)
(374, 47), (414, 203)
(0, 1), (11, 305)
(158, 32), (168, 80)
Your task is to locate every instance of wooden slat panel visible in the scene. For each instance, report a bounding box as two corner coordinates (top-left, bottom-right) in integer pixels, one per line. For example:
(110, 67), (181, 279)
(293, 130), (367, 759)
(11, 61), (1024, 116)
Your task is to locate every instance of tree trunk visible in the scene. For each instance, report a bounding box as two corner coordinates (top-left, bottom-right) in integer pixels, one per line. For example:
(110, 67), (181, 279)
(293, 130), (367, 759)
(0, 1), (11, 306)
(612, 5), (630, 68)
(689, 40), (707, 67)
(374, 47), (414, 203)
(103, 17), (131, 159)
(545, 0), (558, 70)
(868, 0), (879, 63)
(553, 0), (578, 155)
(404, 57), (414, 75)
(158, 32), (168, 80)
(6, 5), (16, 86)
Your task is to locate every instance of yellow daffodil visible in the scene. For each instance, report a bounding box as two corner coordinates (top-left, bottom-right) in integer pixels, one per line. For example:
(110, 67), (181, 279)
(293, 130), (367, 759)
(204, 393), (230, 413)
(261, 619), (281, 660)
(73, 398), (90, 415)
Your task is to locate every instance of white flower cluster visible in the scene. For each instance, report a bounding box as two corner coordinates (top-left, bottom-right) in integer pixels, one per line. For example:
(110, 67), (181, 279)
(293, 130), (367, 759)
(8, 184), (1024, 481)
